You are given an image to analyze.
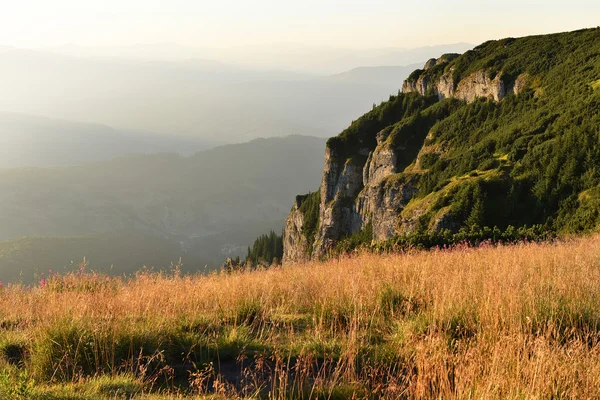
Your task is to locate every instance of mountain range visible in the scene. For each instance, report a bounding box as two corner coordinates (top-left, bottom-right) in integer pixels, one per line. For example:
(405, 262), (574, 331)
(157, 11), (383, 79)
(0, 44), (472, 146)
(0, 135), (326, 283)
(0, 112), (212, 167)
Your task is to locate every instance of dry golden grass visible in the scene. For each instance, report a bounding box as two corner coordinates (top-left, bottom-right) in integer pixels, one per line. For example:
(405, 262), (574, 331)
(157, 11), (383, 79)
(1, 235), (600, 398)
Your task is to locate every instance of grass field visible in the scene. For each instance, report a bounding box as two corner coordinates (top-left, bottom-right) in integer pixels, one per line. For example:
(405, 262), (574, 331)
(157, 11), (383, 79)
(1, 235), (600, 399)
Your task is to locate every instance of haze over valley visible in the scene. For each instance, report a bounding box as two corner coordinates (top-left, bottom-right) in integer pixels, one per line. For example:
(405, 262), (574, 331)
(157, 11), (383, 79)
(0, 43), (472, 148)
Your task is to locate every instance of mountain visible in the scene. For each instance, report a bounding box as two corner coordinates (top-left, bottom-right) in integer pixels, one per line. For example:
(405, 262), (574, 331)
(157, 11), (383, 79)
(0, 112), (211, 168)
(0, 135), (326, 282)
(0, 45), (470, 142)
(0, 233), (198, 285)
(283, 27), (600, 262)
(196, 43), (475, 74)
(49, 43), (475, 74)
(325, 64), (422, 86)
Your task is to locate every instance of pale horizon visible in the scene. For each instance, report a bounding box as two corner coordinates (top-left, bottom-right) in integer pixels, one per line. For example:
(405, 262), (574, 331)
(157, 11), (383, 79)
(2, 0), (599, 52)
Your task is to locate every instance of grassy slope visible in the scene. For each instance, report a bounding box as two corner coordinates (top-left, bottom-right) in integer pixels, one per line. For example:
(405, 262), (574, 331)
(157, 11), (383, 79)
(1, 235), (600, 398)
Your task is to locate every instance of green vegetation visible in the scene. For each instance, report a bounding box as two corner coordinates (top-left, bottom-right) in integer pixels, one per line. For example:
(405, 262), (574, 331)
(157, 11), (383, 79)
(297, 191), (321, 254)
(323, 27), (600, 242)
(336, 223), (552, 255)
(326, 92), (438, 162)
(245, 230), (283, 265)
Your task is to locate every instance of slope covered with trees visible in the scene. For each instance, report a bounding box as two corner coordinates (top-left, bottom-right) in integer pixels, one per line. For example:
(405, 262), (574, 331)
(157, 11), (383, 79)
(284, 27), (600, 260)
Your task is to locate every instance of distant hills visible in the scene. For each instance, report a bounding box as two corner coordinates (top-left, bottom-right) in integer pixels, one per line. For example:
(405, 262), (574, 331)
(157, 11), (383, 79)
(325, 64), (423, 86)
(0, 135), (326, 283)
(0, 233), (191, 285)
(48, 42), (475, 73)
(0, 44), (473, 143)
(0, 112), (211, 168)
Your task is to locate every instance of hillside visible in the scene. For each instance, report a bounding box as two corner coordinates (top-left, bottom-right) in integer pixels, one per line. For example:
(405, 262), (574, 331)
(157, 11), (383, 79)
(284, 27), (600, 262)
(324, 64), (422, 86)
(0, 45), (469, 143)
(1, 235), (599, 398)
(0, 136), (326, 281)
(0, 233), (205, 285)
(0, 112), (210, 168)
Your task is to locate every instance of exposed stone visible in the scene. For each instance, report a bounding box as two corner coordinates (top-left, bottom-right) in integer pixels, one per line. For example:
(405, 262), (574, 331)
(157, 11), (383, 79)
(454, 71), (506, 102)
(424, 58), (437, 70)
(363, 145), (397, 186)
(402, 73), (432, 97)
(403, 56), (510, 103)
(282, 200), (310, 264)
(311, 149), (365, 258)
(436, 69), (455, 99)
(402, 78), (418, 94)
(511, 73), (529, 95)
(356, 176), (418, 241)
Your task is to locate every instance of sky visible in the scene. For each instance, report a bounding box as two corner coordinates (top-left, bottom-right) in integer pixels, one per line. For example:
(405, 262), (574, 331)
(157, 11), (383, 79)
(1, 0), (599, 50)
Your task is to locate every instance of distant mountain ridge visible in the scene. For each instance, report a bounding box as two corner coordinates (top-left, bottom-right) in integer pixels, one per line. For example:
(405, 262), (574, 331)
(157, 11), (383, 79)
(0, 44), (473, 142)
(325, 64), (423, 85)
(0, 112), (211, 168)
(46, 42), (474, 73)
(0, 135), (326, 282)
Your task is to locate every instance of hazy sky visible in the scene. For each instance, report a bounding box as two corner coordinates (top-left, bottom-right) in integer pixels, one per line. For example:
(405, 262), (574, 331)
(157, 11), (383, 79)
(1, 0), (599, 50)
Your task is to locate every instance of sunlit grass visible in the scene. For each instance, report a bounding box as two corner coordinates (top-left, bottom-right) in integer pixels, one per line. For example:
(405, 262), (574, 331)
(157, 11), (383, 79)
(1, 235), (600, 398)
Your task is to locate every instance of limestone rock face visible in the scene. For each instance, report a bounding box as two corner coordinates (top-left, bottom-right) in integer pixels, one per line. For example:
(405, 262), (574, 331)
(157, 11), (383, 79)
(436, 70), (455, 99)
(363, 130), (397, 187)
(311, 147), (365, 258)
(356, 176), (418, 241)
(403, 68), (507, 103)
(401, 57), (523, 104)
(424, 58), (437, 70)
(511, 73), (529, 95)
(454, 71), (506, 102)
(402, 78), (419, 94)
(282, 200), (310, 264)
(402, 73), (432, 97)
(284, 133), (422, 262)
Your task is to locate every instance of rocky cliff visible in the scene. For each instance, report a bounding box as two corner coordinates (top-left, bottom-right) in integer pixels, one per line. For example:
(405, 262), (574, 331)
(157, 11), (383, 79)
(402, 57), (528, 102)
(283, 28), (600, 262)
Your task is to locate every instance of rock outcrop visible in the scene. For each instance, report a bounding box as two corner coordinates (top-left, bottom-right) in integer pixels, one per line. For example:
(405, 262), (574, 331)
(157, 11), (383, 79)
(454, 71), (506, 102)
(402, 69), (509, 102)
(283, 53), (533, 263)
(356, 175), (418, 241)
(401, 52), (529, 103)
(311, 147), (366, 258)
(282, 200), (310, 263)
(424, 58), (437, 70)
